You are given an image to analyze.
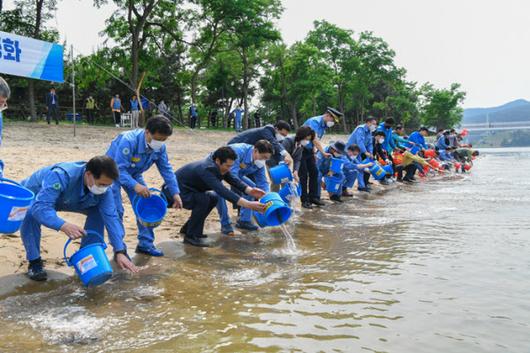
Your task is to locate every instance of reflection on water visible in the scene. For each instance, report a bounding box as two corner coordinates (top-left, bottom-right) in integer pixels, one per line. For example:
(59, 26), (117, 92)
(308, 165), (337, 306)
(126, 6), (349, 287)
(1, 150), (530, 352)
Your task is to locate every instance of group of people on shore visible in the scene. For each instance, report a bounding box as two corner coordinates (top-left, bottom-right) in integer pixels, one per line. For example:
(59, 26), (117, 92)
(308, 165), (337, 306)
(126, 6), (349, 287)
(0, 76), (478, 283)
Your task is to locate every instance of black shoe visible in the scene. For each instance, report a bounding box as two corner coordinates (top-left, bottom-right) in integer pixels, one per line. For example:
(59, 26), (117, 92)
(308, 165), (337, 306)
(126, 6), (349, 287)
(302, 201), (313, 209)
(403, 178), (415, 183)
(342, 190), (354, 197)
(330, 195), (343, 203)
(310, 198), (325, 206)
(179, 221), (188, 234)
(27, 259), (48, 282)
(358, 187), (371, 193)
(183, 236), (210, 247)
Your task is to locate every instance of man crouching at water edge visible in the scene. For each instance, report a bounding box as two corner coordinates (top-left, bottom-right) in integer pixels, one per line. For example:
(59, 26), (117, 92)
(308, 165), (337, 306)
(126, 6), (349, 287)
(20, 156), (139, 281)
(162, 147), (267, 247)
(106, 115), (183, 257)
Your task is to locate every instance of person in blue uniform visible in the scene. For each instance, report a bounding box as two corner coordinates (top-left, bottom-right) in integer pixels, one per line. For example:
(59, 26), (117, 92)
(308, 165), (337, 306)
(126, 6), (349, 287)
(231, 105), (244, 132)
(347, 116), (378, 159)
(20, 156), (139, 281)
(106, 115), (182, 257)
(344, 145), (375, 193)
(316, 141), (347, 203)
(189, 103), (198, 129)
(228, 120), (294, 169)
(436, 130), (451, 150)
(216, 140), (273, 235)
(300, 107), (342, 209)
(0, 76), (10, 178)
(169, 147), (267, 247)
(406, 127), (430, 150)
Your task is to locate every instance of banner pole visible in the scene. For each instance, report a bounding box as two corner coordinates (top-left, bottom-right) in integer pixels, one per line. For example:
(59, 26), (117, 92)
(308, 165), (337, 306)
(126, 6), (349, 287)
(71, 44), (76, 137)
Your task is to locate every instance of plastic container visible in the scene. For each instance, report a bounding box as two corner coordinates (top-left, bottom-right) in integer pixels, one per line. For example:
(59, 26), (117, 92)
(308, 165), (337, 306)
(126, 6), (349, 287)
(324, 175), (343, 193)
(424, 149), (436, 158)
(133, 188), (168, 228)
(269, 164), (293, 184)
(428, 159), (441, 170)
(329, 158), (345, 173)
(464, 163), (472, 171)
(254, 192), (292, 227)
(410, 146), (420, 155)
(278, 183), (301, 203)
(0, 178), (35, 234)
(383, 165), (393, 175)
(63, 232), (113, 287)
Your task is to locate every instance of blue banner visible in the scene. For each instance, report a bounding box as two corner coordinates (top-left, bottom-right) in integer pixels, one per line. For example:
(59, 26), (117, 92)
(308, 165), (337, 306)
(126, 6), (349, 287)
(0, 31), (64, 82)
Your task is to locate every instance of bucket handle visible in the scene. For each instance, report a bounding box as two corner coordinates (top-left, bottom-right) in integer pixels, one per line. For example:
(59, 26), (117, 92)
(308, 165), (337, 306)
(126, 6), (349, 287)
(63, 230), (107, 267)
(132, 187), (168, 208)
(0, 177), (24, 187)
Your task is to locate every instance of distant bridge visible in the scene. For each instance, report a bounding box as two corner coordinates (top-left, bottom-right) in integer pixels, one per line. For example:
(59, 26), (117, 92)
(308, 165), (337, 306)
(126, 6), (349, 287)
(461, 121), (530, 132)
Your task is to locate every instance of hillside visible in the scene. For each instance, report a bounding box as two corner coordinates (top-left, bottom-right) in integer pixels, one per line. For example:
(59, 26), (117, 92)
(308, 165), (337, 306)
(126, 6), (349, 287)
(463, 99), (530, 124)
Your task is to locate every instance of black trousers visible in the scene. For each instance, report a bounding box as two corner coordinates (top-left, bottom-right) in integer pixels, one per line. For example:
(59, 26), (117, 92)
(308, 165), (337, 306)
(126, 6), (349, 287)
(86, 109), (95, 124)
(113, 111), (121, 125)
(47, 105), (59, 124)
(299, 148), (318, 202)
(181, 190), (218, 237)
(396, 164), (417, 180)
(190, 116), (197, 129)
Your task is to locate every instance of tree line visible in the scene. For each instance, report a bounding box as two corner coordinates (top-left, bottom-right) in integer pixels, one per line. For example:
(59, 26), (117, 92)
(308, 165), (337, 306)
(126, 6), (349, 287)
(0, 0), (466, 131)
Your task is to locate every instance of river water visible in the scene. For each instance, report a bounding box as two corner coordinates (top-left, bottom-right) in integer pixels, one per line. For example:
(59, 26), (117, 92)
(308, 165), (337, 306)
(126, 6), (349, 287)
(0, 149), (529, 353)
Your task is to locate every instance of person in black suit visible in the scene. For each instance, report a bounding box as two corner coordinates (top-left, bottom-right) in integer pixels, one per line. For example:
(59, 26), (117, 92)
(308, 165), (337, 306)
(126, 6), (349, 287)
(45, 87), (59, 125)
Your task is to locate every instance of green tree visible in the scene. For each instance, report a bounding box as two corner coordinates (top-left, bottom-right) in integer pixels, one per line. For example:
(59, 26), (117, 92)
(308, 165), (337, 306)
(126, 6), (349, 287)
(419, 83), (466, 130)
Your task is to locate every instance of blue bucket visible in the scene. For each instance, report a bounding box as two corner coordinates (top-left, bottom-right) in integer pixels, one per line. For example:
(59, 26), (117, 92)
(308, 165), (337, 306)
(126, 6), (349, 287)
(254, 192), (292, 227)
(0, 178), (35, 234)
(410, 146), (420, 155)
(278, 182), (301, 203)
(383, 165), (393, 175)
(325, 175), (343, 193)
(63, 232), (113, 287)
(369, 164), (387, 180)
(133, 188), (168, 228)
(269, 164), (293, 184)
(329, 158), (345, 173)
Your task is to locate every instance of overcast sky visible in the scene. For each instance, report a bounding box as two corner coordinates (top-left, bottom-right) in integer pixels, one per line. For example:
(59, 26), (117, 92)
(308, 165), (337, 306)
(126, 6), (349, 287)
(4, 0), (530, 108)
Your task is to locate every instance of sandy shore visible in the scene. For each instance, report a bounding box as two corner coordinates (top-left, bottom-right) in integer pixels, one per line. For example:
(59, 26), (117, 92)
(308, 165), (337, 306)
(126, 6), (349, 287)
(0, 122), (346, 282)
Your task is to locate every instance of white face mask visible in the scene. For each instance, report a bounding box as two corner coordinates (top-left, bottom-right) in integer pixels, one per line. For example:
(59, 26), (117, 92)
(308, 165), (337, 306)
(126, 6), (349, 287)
(369, 124), (376, 132)
(148, 139), (165, 152)
(326, 121), (335, 128)
(254, 159), (266, 169)
(380, 138), (385, 144)
(88, 176), (110, 195)
(276, 133), (285, 142)
(301, 139), (311, 147)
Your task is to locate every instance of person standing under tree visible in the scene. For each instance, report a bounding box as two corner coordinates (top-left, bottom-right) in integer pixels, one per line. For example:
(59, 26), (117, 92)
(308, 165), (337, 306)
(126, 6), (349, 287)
(45, 87), (59, 125)
(130, 95), (140, 128)
(231, 104), (244, 132)
(110, 94), (122, 128)
(189, 103), (198, 129)
(85, 96), (97, 124)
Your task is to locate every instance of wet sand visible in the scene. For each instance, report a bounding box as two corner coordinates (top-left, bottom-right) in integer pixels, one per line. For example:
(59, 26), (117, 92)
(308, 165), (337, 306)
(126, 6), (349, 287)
(0, 122), (348, 282)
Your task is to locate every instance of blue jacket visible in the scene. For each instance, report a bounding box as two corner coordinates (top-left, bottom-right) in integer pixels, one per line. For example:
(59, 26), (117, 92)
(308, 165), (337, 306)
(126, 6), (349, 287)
(106, 129), (180, 196)
(227, 143), (268, 188)
(232, 108), (244, 120)
(130, 99), (139, 111)
(176, 157), (249, 205)
(347, 124), (373, 154)
(376, 122), (396, 153)
(407, 131), (428, 149)
(303, 115), (328, 150)
(21, 162), (125, 251)
(436, 135), (450, 150)
(45, 92), (59, 108)
(228, 125), (286, 162)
